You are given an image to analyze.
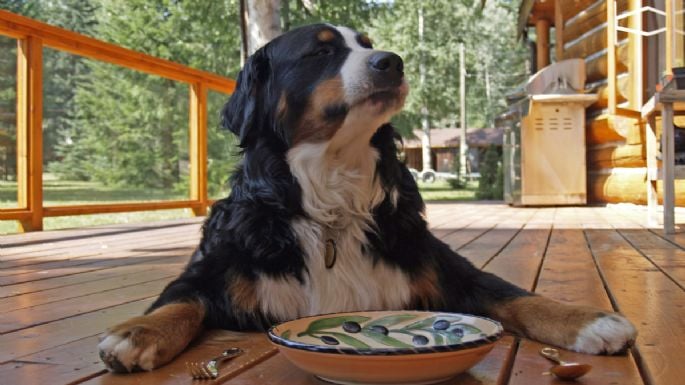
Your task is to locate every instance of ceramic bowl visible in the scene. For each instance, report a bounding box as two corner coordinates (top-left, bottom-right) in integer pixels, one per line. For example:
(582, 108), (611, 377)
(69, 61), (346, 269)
(268, 310), (503, 385)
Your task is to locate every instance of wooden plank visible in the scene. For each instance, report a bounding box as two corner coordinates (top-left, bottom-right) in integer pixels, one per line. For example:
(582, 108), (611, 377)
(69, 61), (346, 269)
(83, 333), (277, 385)
(0, 264), (182, 313)
(0, 298), (153, 363)
(619, 229), (685, 288)
(0, 227), (196, 277)
(586, 229), (685, 385)
(0, 278), (171, 334)
(16, 36), (43, 231)
(0, 217), (202, 256)
(507, 229), (644, 385)
(189, 83), (208, 216)
(0, 222), (200, 267)
(440, 206), (526, 251)
(482, 227), (551, 287)
(0, 10), (235, 93)
(0, 331), (271, 385)
(0, 253), (187, 299)
(0, 238), (196, 286)
(0, 217), (201, 247)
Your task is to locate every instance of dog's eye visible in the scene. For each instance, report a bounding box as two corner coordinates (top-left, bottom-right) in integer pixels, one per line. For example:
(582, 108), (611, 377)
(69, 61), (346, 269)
(306, 45), (334, 58)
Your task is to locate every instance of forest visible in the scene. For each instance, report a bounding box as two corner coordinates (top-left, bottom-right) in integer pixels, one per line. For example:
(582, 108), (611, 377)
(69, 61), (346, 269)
(0, 0), (527, 197)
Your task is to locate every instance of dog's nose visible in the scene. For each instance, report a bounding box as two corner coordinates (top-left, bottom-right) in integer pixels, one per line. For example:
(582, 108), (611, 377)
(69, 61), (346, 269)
(368, 52), (404, 75)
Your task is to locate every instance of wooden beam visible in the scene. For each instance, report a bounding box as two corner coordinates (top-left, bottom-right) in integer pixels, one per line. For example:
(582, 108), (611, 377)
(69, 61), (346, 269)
(590, 76), (630, 109)
(535, 18), (550, 69)
(189, 83), (208, 217)
(666, 0), (674, 75)
(607, 0), (617, 114)
(0, 10), (235, 94)
(587, 143), (645, 169)
(563, 0), (629, 45)
(628, 0), (643, 110)
(16, 36), (43, 232)
(585, 43), (629, 83)
(42, 200), (201, 217)
(563, 26), (627, 60)
(554, 0), (563, 61)
(0, 209), (32, 221)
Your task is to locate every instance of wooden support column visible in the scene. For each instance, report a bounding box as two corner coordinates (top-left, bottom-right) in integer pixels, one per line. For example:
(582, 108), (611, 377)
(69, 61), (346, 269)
(666, 0), (674, 75)
(189, 82), (208, 216)
(554, 0), (564, 61)
(536, 18), (550, 69)
(16, 36), (43, 232)
(607, 0), (617, 114)
(628, 0), (643, 109)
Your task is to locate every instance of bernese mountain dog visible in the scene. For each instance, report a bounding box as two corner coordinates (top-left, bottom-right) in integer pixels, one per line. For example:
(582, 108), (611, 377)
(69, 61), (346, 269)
(98, 24), (637, 373)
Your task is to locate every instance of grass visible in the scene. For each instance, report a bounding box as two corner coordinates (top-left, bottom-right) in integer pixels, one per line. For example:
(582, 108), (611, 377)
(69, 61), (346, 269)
(0, 178), (477, 235)
(417, 180), (478, 202)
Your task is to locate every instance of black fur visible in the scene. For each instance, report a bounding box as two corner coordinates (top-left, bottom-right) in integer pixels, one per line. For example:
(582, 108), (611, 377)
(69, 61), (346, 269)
(148, 24), (530, 332)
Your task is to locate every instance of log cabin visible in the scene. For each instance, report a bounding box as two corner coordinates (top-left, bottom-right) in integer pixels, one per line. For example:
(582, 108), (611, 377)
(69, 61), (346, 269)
(519, 0), (685, 207)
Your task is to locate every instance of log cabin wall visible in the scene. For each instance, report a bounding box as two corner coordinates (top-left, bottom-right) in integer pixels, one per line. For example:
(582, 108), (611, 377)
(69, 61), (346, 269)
(523, 0), (685, 206)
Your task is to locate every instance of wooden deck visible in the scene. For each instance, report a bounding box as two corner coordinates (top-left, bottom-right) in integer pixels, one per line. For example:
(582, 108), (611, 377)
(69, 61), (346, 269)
(1, 202), (683, 385)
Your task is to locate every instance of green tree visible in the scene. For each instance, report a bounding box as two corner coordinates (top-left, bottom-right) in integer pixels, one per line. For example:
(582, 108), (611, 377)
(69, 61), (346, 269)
(476, 144), (503, 199)
(49, 0), (242, 194)
(368, 0), (527, 135)
(0, 0), (42, 181)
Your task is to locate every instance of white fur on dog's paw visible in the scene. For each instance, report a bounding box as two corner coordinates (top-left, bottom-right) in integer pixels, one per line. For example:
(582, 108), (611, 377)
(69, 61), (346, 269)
(570, 313), (637, 354)
(98, 332), (158, 372)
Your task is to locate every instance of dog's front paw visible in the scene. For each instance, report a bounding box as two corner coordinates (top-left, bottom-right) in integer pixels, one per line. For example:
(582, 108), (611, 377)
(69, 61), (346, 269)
(98, 302), (205, 373)
(98, 321), (162, 372)
(570, 313), (637, 354)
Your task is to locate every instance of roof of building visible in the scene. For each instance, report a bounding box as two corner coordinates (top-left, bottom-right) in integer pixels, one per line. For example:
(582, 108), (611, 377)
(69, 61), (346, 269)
(403, 127), (503, 149)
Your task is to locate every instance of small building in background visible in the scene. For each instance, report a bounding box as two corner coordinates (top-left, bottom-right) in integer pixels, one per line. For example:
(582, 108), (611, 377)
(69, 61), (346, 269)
(402, 127), (503, 176)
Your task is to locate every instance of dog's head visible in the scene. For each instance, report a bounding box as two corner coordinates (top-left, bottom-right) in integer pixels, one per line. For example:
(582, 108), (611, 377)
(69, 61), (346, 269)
(222, 24), (408, 149)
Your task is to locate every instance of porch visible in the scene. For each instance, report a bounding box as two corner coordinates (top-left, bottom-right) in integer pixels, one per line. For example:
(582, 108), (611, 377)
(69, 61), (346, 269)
(1, 202), (683, 385)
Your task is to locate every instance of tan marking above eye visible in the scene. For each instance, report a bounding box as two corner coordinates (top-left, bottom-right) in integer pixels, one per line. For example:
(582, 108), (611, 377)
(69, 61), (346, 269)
(359, 34), (373, 48)
(317, 29), (336, 42)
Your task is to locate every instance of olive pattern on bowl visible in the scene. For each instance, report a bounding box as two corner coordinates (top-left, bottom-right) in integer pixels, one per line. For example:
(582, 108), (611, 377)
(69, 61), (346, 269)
(284, 313), (487, 350)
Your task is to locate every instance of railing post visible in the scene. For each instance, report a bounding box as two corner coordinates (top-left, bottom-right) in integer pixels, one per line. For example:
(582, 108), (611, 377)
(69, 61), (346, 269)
(607, 1), (617, 115)
(666, 0), (674, 75)
(189, 82), (208, 216)
(16, 36), (43, 232)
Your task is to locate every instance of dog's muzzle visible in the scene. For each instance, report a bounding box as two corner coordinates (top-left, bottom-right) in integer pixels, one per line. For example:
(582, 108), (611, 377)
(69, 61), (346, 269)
(368, 52), (404, 89)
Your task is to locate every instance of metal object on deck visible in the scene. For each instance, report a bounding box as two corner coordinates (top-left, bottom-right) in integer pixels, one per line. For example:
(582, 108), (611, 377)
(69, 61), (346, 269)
(502, 59), (597, 206)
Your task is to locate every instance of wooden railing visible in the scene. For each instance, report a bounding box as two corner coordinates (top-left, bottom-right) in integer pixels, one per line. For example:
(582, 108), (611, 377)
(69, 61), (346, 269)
(0, 10), (236, 232)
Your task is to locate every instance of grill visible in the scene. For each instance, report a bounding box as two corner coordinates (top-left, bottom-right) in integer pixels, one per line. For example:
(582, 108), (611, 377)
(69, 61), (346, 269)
(502, 59), (597, 206)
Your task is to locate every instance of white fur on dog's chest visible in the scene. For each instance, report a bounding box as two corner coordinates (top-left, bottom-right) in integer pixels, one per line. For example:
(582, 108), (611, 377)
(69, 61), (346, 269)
(254, 142), (411, 320)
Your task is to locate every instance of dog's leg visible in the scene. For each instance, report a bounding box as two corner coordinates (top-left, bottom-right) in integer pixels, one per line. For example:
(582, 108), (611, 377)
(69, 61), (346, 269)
(428, 241), (637, 355)
(470, 269), (637, 354)
(487, 294), (636, 354)
(98, 300), (205, 372)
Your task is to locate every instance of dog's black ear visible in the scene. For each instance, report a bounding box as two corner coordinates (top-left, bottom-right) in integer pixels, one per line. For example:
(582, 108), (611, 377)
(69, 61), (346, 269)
(221, 48), (271, 147)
